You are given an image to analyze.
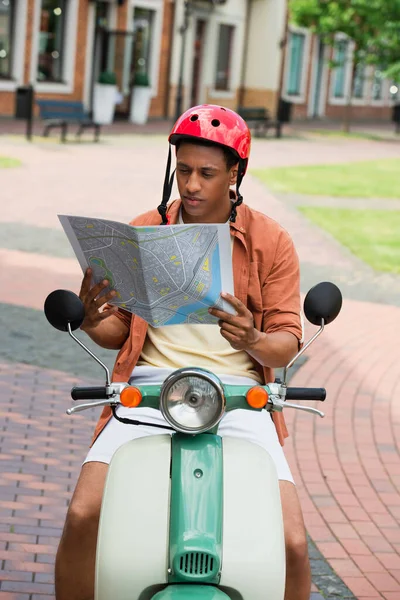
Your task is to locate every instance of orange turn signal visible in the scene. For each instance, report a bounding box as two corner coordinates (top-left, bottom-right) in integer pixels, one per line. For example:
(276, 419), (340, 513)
(120, 387), (142, 408)
(246, 386), (269, 409)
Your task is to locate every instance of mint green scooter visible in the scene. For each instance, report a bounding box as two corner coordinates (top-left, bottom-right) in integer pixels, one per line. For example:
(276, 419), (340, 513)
(44, 282), (342, 600)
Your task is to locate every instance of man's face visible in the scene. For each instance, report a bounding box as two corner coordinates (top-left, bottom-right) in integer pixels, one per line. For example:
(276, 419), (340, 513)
(176, 142), (238, 223)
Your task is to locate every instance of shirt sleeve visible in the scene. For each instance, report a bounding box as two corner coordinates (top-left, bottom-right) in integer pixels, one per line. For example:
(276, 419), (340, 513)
(113, 307), (132, 329)
(261, 229), (303, 342)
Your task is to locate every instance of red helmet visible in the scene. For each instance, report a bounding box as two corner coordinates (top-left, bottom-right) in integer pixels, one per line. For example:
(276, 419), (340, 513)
(158, 105), (251, 224)
(169, 104), (251, 173)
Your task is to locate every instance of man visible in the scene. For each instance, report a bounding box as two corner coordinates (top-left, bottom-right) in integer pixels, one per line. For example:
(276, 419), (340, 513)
(55, 105), (310, 600)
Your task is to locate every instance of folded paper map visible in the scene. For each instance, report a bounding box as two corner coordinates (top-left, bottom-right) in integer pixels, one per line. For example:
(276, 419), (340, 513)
(59, 215), (234, 327)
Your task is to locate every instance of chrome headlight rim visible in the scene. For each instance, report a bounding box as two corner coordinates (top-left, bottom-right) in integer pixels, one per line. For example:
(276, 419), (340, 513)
(159, 368), (226, 434)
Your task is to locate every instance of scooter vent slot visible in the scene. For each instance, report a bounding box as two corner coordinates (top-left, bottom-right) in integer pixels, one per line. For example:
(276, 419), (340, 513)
(178, 552), (214, 576)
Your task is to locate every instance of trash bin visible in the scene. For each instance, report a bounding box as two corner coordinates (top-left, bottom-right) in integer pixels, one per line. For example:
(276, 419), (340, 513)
(15, 85), (34, 120)
(277, 99), (292, 124)
(392, 103), (400, 123)
(392, 103), (400, 133)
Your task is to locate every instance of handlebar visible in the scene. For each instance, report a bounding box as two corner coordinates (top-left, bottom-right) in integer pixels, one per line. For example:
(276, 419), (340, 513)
(285, 387), (326, 401)
(71, 386), (109, 401)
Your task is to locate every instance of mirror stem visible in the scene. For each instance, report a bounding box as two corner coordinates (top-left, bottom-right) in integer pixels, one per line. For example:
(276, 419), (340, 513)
(67, 323), (111, 386)
(283, 319), (325, 385)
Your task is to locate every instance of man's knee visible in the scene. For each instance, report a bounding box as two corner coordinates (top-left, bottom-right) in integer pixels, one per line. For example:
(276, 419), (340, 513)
(65, 495), (100, 535)
(279, 480), (309, 567)
(61, 462), (107, 542)
(285, 529), (308, 567)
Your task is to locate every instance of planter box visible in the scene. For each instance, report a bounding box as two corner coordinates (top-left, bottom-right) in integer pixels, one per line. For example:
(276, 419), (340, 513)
(130, 86), (152, 125)
(93, 83), (117, 125)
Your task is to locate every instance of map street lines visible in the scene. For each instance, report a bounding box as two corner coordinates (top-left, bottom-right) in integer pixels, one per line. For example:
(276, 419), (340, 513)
(59, 215), (234, 327)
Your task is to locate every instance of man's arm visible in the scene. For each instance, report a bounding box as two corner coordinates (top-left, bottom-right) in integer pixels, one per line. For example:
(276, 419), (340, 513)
(81, 315), (130, 350)
(245, 330), (298, 368)
(209, 294), (298, 368)
(209, 229), (302, 367)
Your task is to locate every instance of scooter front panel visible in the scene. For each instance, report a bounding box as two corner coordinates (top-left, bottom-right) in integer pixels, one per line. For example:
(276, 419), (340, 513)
(95, 435), (171, 600)
(169, 434), (223, 584)
(152, 585), (230, 599)
(219, 437), (286, 600)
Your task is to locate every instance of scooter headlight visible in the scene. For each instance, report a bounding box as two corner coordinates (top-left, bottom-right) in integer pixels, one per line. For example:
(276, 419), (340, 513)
(160, 368), (225, 434)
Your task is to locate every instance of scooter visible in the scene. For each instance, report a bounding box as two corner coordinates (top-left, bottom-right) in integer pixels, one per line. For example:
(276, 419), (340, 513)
(44, 281), (342, 600)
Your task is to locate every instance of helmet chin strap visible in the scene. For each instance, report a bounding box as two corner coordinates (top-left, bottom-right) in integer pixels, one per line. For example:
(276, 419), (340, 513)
(158, 148), (246, 225)
(158, 145), (176, 225)
(229, 158), (246, 223)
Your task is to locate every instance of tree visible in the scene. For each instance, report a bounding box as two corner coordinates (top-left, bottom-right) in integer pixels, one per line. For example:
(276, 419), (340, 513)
(289, 0), (400, 131)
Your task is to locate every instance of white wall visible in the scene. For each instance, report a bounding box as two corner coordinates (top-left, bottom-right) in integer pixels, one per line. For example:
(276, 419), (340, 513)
(244, 0), (286, 92)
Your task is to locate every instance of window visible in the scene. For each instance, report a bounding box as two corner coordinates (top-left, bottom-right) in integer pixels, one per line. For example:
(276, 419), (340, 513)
(372, 69), (383, 101)
(132, 8), (155, 80)
(95, 1), (109, 29)
(352, 63), (365, 98)
(215, 24), (234, 91)
(37, 0), (67, 82)
(0, 0), (14, 79)
(286, 32), (305, 95)
(333, 39), (348, 98)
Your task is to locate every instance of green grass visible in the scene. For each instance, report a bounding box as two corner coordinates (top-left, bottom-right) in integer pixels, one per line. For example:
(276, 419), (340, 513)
(251, 159), (400, 198)
(305, 129), (384, 141)
(299, 207), (400, 274)
(0, 156), (22, 168)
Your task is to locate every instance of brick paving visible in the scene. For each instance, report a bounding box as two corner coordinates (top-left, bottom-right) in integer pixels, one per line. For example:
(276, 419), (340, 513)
(285, 299), (400, 599)
(0, 128), (399, 598)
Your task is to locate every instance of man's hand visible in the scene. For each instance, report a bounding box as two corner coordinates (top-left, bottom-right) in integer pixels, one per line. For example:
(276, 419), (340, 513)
(208, 292), (261, 351)
(79, 268), (118, 332)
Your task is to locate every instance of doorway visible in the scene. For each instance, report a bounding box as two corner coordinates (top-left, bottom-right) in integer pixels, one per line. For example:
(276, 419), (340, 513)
(190, 19), (207, 107)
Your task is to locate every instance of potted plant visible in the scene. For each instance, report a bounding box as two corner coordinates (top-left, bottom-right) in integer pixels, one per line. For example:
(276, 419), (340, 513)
(93, 71), (118, 125)
(129, 72), (152, 125)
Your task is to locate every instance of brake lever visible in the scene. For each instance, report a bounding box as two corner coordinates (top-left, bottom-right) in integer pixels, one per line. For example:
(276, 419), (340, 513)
(66, 399), (118, 415)
(284, 402), (325, 418)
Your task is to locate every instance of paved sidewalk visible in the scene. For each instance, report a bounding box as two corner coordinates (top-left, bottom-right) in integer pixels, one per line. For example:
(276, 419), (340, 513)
(286, 300), (400, 599)
(0, 131), (399, 598)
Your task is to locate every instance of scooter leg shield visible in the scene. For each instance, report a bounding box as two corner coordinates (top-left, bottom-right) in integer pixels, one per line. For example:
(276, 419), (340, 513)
(95, 435), (171, 600)
(219, 437), (286, 600)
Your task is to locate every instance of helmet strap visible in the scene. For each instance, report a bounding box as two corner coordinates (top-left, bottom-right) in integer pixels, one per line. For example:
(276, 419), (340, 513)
(158, 145), (176, 225)
(229, 158), (246, 223)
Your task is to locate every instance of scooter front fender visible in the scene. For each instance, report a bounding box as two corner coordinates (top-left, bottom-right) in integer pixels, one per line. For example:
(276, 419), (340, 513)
(95, 435), (171, 600)
(152, 585), (230, 599)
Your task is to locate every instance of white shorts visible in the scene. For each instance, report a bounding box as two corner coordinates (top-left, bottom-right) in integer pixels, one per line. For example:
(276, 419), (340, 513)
(84, 367), (294, 484)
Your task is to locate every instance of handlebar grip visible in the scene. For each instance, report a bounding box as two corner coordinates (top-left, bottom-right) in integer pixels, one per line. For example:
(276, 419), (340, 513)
(285, 387), (326, 401)
(71, 386), (109, 401)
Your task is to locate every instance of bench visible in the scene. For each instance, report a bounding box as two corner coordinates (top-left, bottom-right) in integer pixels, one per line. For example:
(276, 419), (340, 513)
(237, 106), (282, 138)
(36, 100), (101, 143)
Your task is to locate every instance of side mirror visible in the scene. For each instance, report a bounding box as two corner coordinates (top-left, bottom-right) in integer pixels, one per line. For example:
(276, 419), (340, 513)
(282, 281), (342, 384)
(44, 290), (85, 332)
(304, 282), (342, 326)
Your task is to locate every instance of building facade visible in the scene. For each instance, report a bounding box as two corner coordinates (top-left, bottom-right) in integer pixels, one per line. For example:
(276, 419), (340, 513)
(281, 24), (398, 121)
(0, 0), (397, 121)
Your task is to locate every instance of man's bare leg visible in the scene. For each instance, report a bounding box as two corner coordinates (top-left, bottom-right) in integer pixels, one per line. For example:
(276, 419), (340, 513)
(280, 480), (311, 600)
(55, 462), (108, 600)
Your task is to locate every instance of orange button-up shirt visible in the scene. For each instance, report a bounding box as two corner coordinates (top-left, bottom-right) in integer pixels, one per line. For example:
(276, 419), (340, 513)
(91, 199), (302, 446)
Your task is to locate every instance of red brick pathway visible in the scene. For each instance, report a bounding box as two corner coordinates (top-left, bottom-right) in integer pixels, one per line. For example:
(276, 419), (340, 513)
(285, 298), (400, 599)
(0, 362), (97, 599)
